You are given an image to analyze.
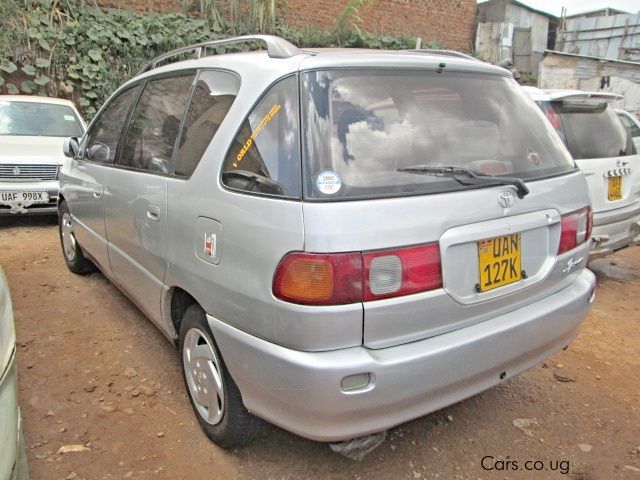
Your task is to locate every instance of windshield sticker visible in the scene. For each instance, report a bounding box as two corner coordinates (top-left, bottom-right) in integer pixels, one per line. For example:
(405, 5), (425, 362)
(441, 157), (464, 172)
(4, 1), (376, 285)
(233, 104), (282, 168)
(316, 170), (342, 195)
(527, 147), (541, 167)
(63, 115), (76, 122)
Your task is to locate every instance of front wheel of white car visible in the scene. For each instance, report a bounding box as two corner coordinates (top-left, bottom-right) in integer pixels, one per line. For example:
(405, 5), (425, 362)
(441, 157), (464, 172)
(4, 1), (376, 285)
(58, 200), (96, 275)
(179, 304), (262, 448)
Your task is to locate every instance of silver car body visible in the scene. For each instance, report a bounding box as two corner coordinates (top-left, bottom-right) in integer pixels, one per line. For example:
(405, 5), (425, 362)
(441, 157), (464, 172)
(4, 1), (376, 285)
(0, 96), (85, 215)
(525, 87), (640, 258)
(0, 268), (30, 479)
(60, 38), (596, 441)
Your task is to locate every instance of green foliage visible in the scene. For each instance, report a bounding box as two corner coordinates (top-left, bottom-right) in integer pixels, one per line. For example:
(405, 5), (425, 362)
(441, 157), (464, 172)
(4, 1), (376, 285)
(520, 73), (538, 87)
(185, 0), (280, 34)
(278, 26), (415, 50)
(0, 0), (419, 119)
(0, 1), (219, 117)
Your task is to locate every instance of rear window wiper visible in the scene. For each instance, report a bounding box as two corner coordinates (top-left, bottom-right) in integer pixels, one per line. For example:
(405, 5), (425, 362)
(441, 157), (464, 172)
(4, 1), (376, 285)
(397, 165), (529, 199)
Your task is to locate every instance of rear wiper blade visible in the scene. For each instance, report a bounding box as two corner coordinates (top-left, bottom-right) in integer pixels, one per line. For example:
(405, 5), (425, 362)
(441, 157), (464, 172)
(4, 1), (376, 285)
(397, 165), (529, 199)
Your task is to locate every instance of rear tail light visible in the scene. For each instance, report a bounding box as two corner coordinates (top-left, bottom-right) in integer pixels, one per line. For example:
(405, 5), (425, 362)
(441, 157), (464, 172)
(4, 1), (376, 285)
(273, 252), (362, 305)
(541, 102), (562, 130)
(558, 206), (592, 254)
(273, 243), (442, 306)
(364, 244), (441, 301)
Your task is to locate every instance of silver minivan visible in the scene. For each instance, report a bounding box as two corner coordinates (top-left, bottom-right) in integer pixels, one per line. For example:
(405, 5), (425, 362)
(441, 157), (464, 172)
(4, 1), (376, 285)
(59, 35), (596, 447)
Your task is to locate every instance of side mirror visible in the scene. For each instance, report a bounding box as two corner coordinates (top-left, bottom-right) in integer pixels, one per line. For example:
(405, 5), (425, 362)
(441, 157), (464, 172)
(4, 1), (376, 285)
(87, 143), (111, 163)
(63, 137), (80, 158)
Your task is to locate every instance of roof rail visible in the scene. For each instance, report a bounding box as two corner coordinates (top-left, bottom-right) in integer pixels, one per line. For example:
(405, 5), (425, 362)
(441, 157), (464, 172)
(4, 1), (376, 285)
(412, 49), (481, 62)
(138, 35), (302, 74)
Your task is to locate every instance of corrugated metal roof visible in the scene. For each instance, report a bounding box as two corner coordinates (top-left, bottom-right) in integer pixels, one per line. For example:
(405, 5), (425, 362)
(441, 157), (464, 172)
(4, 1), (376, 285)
(556, 12), (640, 61)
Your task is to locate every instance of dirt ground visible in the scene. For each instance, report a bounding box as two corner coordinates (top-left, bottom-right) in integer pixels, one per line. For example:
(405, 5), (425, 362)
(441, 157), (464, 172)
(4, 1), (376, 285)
(1, 216), (639, 480)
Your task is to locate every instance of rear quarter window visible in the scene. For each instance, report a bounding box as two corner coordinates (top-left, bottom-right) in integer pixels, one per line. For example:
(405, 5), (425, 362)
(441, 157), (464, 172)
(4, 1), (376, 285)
(618, 112), (640, 138)
(221, 75), (301, 198)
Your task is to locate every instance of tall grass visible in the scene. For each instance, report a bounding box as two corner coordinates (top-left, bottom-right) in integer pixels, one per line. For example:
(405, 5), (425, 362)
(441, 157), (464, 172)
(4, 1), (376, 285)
(332, 0), (374, 33)
(198, 0), (278, 34)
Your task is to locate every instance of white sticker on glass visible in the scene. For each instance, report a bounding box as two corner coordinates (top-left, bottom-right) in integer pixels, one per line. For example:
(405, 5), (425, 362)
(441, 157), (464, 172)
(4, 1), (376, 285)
(316, 170), (342, 195)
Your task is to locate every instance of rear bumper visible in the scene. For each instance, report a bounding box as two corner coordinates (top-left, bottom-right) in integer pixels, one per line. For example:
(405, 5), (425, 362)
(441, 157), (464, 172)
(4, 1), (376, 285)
(209, 269), (596, 442)
(590, 204), (640, 259)
(0, 180), (59, 215)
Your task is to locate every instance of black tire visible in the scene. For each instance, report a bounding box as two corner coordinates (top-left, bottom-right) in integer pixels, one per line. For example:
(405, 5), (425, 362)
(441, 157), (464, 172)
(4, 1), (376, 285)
(179, 304), (261, 448)
(58, 200), (96, 275)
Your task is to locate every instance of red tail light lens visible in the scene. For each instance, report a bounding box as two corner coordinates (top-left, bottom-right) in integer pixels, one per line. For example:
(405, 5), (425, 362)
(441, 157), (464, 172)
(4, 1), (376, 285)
(273, 244), (442, 306)
(273, 252), (362, 305)
(363, 244), (441, 301)
(541, 102), (562, 130)
(558, 206), (592, 254)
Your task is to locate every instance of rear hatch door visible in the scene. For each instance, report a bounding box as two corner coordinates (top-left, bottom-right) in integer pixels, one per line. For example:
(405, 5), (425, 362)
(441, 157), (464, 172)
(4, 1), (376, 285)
(299, 68), (590, 349)
(551, 92), (640, 213)
(303, 172), (589, 348)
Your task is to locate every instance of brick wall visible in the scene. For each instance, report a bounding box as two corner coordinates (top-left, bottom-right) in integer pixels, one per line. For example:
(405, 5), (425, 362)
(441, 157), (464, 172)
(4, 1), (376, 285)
(95, 0), (477, 51)
(285, 0), (477, 51)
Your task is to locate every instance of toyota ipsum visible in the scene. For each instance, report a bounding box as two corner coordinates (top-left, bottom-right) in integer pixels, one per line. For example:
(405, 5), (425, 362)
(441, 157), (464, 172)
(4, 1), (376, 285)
(58, 36), (596, 447)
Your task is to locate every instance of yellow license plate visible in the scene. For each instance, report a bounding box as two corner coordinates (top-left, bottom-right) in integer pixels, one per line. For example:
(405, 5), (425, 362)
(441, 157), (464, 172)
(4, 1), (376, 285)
(608, 176), (622, 201)
(478, 234), (522, 292)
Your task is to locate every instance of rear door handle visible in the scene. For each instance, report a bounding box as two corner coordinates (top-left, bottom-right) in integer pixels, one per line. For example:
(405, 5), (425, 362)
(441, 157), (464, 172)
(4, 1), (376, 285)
(146, 205), (161, 221)
(93, 190), (102, 199)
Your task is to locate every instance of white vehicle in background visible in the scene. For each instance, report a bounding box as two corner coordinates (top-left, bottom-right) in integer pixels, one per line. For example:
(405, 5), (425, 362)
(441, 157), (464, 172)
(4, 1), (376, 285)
(0, 96), (85, 215)
(0, 268), (29, 479)
(616, 109), (640, 153)
(525, 87), (640, 259)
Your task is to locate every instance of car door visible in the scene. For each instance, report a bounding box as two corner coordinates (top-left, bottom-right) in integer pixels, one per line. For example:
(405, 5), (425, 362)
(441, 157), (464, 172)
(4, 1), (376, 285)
(103, 73), (195, 325)
(63, 85), (142, 273)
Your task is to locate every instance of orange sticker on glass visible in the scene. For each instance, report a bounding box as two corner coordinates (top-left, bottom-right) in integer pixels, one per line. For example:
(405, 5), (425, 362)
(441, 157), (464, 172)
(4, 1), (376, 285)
(233, 104), (282, 168)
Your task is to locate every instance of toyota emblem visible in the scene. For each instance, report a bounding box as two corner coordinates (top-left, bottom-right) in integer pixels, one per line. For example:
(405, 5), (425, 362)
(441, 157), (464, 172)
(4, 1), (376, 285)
(498, 190), (515, 208)
(13, 166), (21, 176)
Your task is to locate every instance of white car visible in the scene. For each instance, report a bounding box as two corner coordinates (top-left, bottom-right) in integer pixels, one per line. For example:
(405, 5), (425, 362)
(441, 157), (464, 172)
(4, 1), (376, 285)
(0, 96), (85, 215)
(616, 109), (640, 153)
(0, 268), (29, 479)
(525, 87), (640, 258)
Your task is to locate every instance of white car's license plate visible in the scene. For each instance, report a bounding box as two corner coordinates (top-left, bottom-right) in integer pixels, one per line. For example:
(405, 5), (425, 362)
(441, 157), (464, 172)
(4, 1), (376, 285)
(0, 191), (49, 204)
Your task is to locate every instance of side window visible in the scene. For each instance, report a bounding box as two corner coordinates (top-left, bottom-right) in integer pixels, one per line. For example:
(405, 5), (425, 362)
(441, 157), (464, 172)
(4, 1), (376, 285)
(619, 113), (632, 129)
(174, 71), (240, 177)
(620, 113), (640, 137)
(222, 75), (301, 198)
(119, 74), (194, 174)
(84, 86), (141, 163)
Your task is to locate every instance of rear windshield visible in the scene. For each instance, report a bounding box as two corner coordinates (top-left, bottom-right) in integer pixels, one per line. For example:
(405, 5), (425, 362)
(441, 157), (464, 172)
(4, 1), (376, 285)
(0, 101), (83, 137)
(301, 70), (575, 200)
(555, 102), (636, 160)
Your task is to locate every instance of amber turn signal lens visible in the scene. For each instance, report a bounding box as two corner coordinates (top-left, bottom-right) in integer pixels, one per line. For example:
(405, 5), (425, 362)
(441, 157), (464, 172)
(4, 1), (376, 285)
(273, 252), (363, 305)
(279, 258), (334, 302)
